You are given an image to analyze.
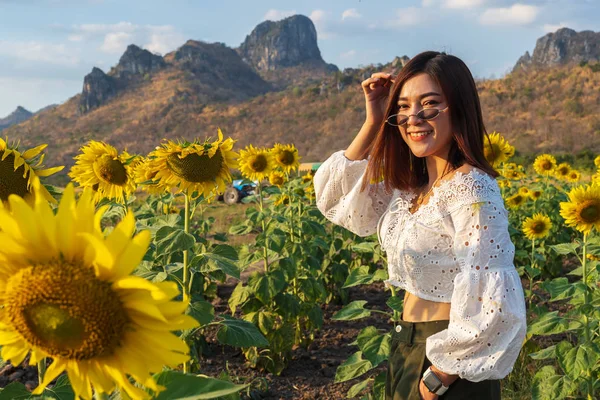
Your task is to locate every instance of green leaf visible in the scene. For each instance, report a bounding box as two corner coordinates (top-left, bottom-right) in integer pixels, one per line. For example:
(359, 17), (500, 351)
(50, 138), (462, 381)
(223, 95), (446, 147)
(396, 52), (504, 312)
(347, 378), (372, 398)
(201, 249), (240, 280)
(268, 232), (287, 253)
(248, 270), (286, 304)
(299, 276), (326, 303)
(527, 311), (571, 336)
(42, 375), (75, 399)
(153, 370), (248, 399)
(372, 371), (387, 400)
(371, 269), (388, 282)
(334, 351), (373, 383)
(343, 265), (373, 288)
(0, 382), (32, 400)
(274, 293), (301, 320)
(228, 223), (253, 235)
(529, 345), (557, 360)
(188, 300), (215, 326)
(386, 296), (403, 313)
(332, 301), (371, 321)
(541, 278), (586, 302)
(531, 365), (577, 400)
(556, 341), (599, 381)
(155, 226), (195, 255)
(356, 327), (390, 366)
(549, 243), (580, 256)
(228, 282), (250, 314)
(351, 242), (376, 254)
(217, 315), (269, 347)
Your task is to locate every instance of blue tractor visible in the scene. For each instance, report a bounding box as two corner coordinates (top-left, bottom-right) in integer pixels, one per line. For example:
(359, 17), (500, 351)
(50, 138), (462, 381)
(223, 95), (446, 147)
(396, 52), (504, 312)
(220, 179), (257, 205)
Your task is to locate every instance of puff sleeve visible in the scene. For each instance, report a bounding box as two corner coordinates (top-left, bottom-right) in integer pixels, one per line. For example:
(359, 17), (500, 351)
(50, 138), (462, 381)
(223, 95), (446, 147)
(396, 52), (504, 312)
(313, 150), (393, 237)
(425, 198), (527, 382)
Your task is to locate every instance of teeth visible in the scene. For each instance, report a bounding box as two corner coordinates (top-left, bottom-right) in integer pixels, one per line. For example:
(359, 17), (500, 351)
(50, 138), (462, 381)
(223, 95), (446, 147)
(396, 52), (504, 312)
(410, 131), (432, 137)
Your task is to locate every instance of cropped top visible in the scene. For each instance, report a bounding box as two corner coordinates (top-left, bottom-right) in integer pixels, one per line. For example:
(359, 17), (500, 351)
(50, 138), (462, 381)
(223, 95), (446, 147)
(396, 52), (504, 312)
(313, 150), (527, 382)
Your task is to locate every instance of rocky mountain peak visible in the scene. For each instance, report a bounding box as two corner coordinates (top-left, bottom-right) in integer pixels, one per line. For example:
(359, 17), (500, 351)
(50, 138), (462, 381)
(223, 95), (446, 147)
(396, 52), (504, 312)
(237, 14), (328, 71)
(514, 27), (600, 72)
(0, 106), (33, 131)
(79, 67), (118, 114)
(110, 44), (166, 79)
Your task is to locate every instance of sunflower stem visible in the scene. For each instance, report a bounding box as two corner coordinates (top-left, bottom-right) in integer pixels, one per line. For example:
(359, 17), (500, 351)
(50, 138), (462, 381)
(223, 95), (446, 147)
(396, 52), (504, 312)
(257, 182), (270, 273)
(183, 191), (190, 374)
(37, 358), (46, 386)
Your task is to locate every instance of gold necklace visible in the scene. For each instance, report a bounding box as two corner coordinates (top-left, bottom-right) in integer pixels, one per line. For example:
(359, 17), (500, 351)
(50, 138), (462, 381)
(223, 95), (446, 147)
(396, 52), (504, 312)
(413, 165), (454, 210)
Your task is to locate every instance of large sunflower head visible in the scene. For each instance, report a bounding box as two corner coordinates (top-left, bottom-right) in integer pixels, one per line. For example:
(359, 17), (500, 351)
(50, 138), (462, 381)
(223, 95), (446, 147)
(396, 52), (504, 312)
(133, 156), (166, 195)
(522, 213), (552, 240)
(554, 163), (571, 180)
(69, 141), (137, 203)
(594, 155), (600, 169)
(145, 129), (238, 198)
(0, 183), (197, 399)
(560, 184), (600, 234)
(484, 132), (515, 166)
(238, 144), (274, 181)
(301, 172), (314, 184)
(533, 154), (557, 176)
(0, 138), (63, 205)
(270, 143), (300, 174)
(567, 169), (581, 183)
(268, 171), (286, 187)
(506, 192), (526, 209)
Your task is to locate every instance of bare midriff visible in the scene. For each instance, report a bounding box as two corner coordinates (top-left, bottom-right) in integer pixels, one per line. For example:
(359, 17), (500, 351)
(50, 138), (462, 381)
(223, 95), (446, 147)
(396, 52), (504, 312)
(402, 291), (451, 322)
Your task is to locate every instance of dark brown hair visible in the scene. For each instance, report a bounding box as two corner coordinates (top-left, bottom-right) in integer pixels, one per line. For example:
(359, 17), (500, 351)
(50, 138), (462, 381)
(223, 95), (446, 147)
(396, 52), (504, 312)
(360, 51), (498, 193)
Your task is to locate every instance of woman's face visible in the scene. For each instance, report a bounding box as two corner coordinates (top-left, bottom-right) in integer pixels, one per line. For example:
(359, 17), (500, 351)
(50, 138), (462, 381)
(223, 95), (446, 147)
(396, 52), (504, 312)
(396, 73), (454, 159)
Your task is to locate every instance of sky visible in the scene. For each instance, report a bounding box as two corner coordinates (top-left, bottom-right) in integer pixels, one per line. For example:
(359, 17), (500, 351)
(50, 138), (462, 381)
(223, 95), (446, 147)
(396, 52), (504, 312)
(0, 0), (598, 117)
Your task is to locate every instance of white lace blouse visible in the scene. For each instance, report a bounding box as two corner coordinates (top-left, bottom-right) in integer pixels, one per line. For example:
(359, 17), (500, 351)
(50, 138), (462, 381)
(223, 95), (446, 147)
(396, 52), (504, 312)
(313, 150), (527, 382)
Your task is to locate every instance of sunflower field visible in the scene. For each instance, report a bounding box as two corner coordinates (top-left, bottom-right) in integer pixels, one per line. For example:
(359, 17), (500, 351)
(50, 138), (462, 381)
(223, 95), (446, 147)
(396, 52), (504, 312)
(0, 130), (599, 400)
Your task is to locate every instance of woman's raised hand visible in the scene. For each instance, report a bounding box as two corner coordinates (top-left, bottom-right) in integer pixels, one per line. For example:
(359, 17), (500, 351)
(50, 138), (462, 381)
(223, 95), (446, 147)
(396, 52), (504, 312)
(361, 72), (394, 126)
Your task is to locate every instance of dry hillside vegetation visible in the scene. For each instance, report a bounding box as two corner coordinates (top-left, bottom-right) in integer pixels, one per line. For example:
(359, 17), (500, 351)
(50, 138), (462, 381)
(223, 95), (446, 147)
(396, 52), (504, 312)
(5, 62), (600, 182)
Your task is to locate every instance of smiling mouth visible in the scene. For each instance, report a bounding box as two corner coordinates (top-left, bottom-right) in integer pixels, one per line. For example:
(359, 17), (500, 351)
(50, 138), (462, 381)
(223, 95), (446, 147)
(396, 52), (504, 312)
(408, 130), (433, 138)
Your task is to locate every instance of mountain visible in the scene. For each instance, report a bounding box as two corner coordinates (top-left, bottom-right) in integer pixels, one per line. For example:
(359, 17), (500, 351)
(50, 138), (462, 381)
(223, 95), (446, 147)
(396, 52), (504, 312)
(3, 21), (600, 183)
(514, 27), (600, 72)
(0, 106), (33, 131)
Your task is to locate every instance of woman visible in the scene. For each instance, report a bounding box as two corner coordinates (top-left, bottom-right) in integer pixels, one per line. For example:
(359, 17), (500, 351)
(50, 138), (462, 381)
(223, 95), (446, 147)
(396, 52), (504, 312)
(313, 51), (527, 399)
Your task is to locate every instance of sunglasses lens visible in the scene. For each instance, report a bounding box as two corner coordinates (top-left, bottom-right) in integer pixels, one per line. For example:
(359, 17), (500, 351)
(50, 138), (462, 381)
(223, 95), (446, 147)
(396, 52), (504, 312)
(420, 109), (440, 120)
(396, 115), (408, 125)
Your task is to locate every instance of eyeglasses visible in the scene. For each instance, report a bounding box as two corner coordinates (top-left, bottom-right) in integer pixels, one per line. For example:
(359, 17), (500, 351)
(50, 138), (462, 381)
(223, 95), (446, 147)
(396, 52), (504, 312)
(386, 106), (449, 127)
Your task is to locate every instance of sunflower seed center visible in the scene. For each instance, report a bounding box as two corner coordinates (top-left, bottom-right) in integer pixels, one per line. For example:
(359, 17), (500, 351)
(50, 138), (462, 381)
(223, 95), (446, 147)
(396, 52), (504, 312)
(531, 222), (547, 233)
(276, 150), (295, 166)
(94, 155), (128, 186)
(166, 150), (224, 183)
(5, 260), (128, 360)
(248, 154), (268, 173)
(0, 152), (31, 202)
(580, 201), (599, 223)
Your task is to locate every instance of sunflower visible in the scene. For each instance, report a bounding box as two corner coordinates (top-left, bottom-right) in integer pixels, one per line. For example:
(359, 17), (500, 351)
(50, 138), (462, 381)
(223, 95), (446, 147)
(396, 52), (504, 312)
(533, 154), (556, 176)
(0, 138), (63, 205)
(0, 183), (197, 399)
(268, 171), (286, 187)
(271, 143), (300, 174)
(522, 213), (552, 240)
(560, 184), (600, 234)
(594, 155), (600, 169)
(501, 166), (525, 180)
(274, 194), (290, 206)
(143, 129), (237, 198)
(506, 193), (526, 209)
(529, 189), (542, 201)
(593, 173), (600, 186)
(133, 156), (165, 195)
(497, 179), (511, 189)
(238, 145), (274, 181)
(484, 132), (514, 166)
(301, 172), (314, 184)
(554, 163), (571, 180)
(518, 186), (530, 196)
(69, 141), (137, 203)
(567, 170), (581, 183)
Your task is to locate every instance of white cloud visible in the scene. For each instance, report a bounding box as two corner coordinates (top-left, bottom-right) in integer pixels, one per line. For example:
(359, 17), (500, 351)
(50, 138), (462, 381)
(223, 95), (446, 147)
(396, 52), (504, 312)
(74, 22), (137, 35)
(100, 31), (133, 54)
(543, 22), (570, 33)
(264, 9), (296, 21)
(422, 0), (437, 6)
(67, 34), (84, 42)
(144, 26), (186, 55)
(310, 9), (335, 39)
(342, 8), (361, 20)
(384, 7), (424, 28)
(0, 40), (80, 66)
(479, 4), (539, 26)
(443, 0), (484, 9)
(340, 49), (357, 59)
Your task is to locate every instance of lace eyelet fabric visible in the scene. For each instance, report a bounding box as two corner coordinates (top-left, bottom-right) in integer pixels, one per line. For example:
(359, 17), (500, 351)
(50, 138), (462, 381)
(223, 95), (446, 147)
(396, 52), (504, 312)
(313, 150), (527, 382)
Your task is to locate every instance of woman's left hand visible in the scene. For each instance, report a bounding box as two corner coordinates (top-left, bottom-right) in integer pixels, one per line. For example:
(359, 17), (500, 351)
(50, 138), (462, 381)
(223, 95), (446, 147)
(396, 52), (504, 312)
(419, 379), (439, 400)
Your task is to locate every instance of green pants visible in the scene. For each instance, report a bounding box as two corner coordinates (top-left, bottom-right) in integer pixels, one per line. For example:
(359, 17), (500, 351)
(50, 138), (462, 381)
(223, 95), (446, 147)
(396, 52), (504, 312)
(385, 318), (501, 399)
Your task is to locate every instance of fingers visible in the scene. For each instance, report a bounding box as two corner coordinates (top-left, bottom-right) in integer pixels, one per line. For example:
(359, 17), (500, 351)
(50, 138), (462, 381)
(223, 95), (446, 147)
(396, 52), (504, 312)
(361, 73), (394, 92)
